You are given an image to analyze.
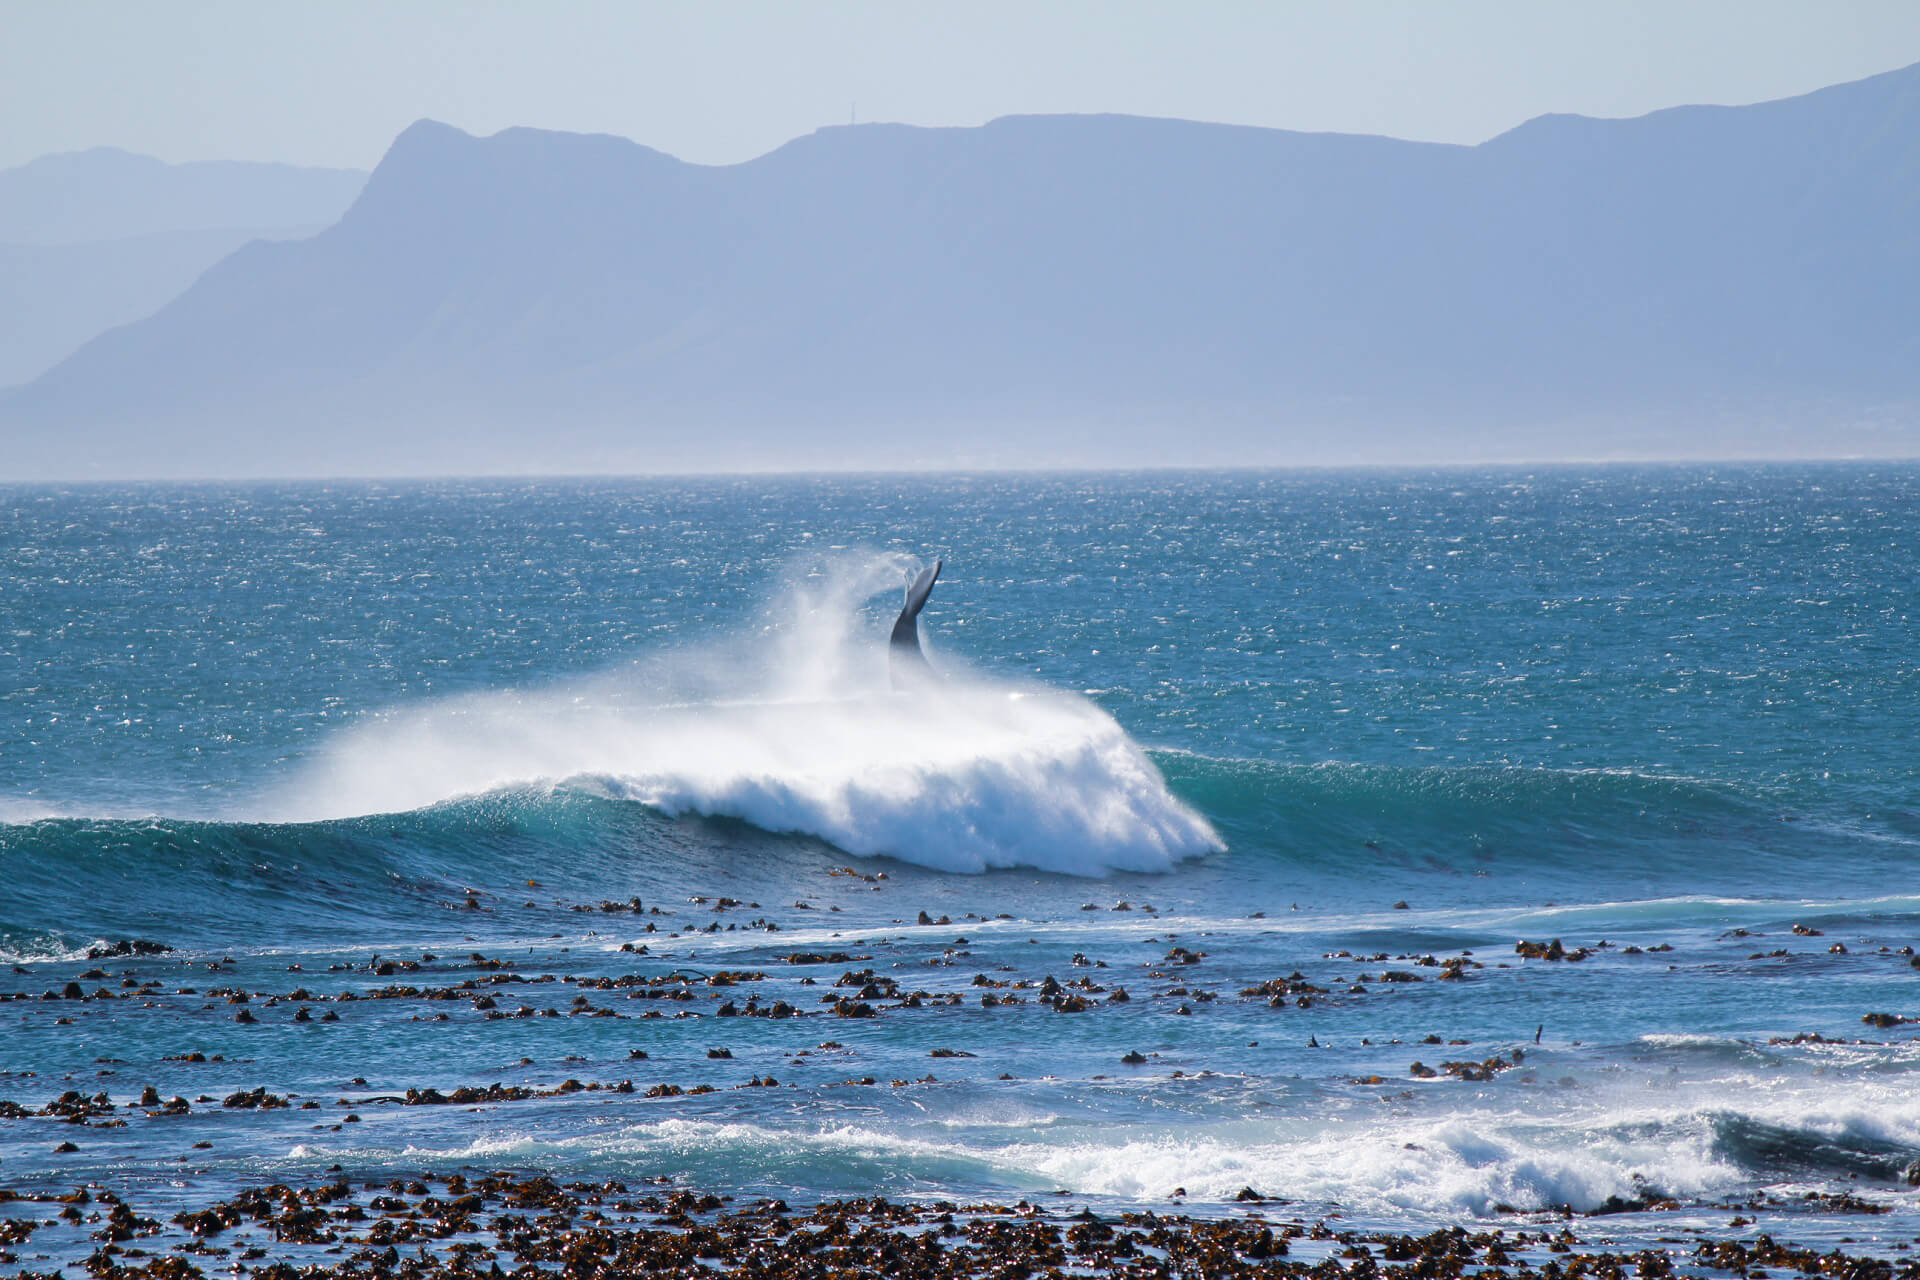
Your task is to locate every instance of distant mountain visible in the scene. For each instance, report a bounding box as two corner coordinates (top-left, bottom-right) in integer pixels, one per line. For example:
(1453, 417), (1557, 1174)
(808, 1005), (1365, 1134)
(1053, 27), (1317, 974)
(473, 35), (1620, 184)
(0, 150), (364, 389)
(0, 148), (365, 245)
(4, 64), (1917, 478)
(1, 227), (297, 388)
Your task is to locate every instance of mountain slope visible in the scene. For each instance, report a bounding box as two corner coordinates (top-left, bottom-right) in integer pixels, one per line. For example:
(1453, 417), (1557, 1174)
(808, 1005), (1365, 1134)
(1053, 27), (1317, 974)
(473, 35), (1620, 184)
(0, 149), (366, 390)
(0, 227), (330, 388)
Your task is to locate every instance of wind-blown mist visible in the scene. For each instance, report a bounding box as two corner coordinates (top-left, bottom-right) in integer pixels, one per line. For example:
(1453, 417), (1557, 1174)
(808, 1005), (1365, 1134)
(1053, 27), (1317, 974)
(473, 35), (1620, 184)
(273, 552), (1221, 875)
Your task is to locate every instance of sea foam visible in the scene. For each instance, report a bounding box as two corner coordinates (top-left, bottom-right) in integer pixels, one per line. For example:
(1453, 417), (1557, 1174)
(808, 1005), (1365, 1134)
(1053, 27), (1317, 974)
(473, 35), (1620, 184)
(284, 1092), (1920, 1218)
(274, 551), (1221, 875)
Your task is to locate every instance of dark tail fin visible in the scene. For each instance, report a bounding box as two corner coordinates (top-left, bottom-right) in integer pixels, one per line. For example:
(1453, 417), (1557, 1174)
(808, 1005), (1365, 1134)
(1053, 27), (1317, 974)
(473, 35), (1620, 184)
(889, 560), (941, 688)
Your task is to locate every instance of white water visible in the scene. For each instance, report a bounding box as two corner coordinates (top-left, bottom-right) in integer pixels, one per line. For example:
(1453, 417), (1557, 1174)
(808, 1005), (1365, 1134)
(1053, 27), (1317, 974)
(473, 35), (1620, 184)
(274, 552), (1221, 875)
(284, 1077), (1920, 1218)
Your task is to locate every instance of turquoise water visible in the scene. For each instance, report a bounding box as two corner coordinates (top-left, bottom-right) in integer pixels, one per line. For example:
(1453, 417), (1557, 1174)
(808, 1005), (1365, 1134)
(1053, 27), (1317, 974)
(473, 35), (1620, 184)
(2, 467), (1917, 1245)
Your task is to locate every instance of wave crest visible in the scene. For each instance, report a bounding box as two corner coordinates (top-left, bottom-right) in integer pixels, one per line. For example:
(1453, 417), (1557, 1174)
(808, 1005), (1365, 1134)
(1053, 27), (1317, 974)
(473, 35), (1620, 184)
(272, 552), (1221, 876)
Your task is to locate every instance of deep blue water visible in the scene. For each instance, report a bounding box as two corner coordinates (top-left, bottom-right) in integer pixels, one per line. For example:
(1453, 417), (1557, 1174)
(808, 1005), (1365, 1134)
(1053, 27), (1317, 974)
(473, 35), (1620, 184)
(2, 467), (1916, 1255)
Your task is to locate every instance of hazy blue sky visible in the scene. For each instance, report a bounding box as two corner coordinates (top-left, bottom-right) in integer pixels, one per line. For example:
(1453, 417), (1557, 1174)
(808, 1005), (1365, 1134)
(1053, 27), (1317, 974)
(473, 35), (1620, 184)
(5, 1), (1920, 171)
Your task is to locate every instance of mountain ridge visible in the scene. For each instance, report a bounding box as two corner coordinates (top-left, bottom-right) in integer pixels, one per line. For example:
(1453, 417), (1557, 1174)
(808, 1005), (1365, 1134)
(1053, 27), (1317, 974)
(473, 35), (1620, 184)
(5, 64), (1918, 478)
(0, 146), (366, 245)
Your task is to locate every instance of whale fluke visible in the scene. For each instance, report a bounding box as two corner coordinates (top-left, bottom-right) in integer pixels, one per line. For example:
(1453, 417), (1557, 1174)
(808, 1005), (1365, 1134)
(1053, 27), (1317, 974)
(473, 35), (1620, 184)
(889, 559), (942, 688)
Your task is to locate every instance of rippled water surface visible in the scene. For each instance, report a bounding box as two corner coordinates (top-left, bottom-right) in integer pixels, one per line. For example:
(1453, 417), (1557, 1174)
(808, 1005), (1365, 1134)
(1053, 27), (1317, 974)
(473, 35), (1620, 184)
(2, 466), (1916, 1251)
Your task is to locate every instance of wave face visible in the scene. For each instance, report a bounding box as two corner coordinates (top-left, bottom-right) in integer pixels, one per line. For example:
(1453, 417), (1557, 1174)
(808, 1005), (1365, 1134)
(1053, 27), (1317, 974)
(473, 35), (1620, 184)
(1157, 754), (1909, 897)
(4, 750), (1908, 954)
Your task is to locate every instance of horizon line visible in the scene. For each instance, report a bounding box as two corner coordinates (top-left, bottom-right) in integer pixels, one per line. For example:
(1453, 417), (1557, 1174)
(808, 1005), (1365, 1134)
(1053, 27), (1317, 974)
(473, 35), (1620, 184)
(4, 453), (1917, 488)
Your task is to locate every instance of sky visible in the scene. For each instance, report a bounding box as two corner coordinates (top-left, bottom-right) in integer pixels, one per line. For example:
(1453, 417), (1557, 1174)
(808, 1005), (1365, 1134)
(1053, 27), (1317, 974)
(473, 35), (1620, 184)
(4, 1), (1920, 172)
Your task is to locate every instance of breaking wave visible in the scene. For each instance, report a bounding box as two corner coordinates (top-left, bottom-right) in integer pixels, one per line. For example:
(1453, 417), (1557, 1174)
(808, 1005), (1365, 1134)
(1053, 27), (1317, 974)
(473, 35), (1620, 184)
(266, 549), (1221, 876)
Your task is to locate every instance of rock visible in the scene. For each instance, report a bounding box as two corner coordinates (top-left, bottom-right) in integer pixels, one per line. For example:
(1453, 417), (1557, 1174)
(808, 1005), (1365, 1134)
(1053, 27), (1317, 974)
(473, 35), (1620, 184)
(86, 940), (172, 960)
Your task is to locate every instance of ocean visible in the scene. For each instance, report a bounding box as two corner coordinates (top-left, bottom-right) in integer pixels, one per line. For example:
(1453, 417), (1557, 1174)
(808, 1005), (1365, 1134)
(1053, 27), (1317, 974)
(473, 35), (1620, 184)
(2, 466), (1917, 1267)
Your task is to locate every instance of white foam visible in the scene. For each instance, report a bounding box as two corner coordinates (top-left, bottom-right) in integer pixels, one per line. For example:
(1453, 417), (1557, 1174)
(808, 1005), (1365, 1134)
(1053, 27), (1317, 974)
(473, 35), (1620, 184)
(268, 551), (1221, 876)
(0, 800), (69, 825)
(1000, 1115), (1740, 1215)
(275, 1075), (1920, 1217)
(1028, 1082), (1920, 1216)
(0, 934), (103, 965)
(286, 1117), (1018, 1188)
(273, 1109), (1741, 1217)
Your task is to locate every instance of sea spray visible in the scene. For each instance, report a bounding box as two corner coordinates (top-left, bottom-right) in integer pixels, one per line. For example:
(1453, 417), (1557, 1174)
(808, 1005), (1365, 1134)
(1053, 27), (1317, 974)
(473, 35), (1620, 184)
(269, 551), (1222, 874)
